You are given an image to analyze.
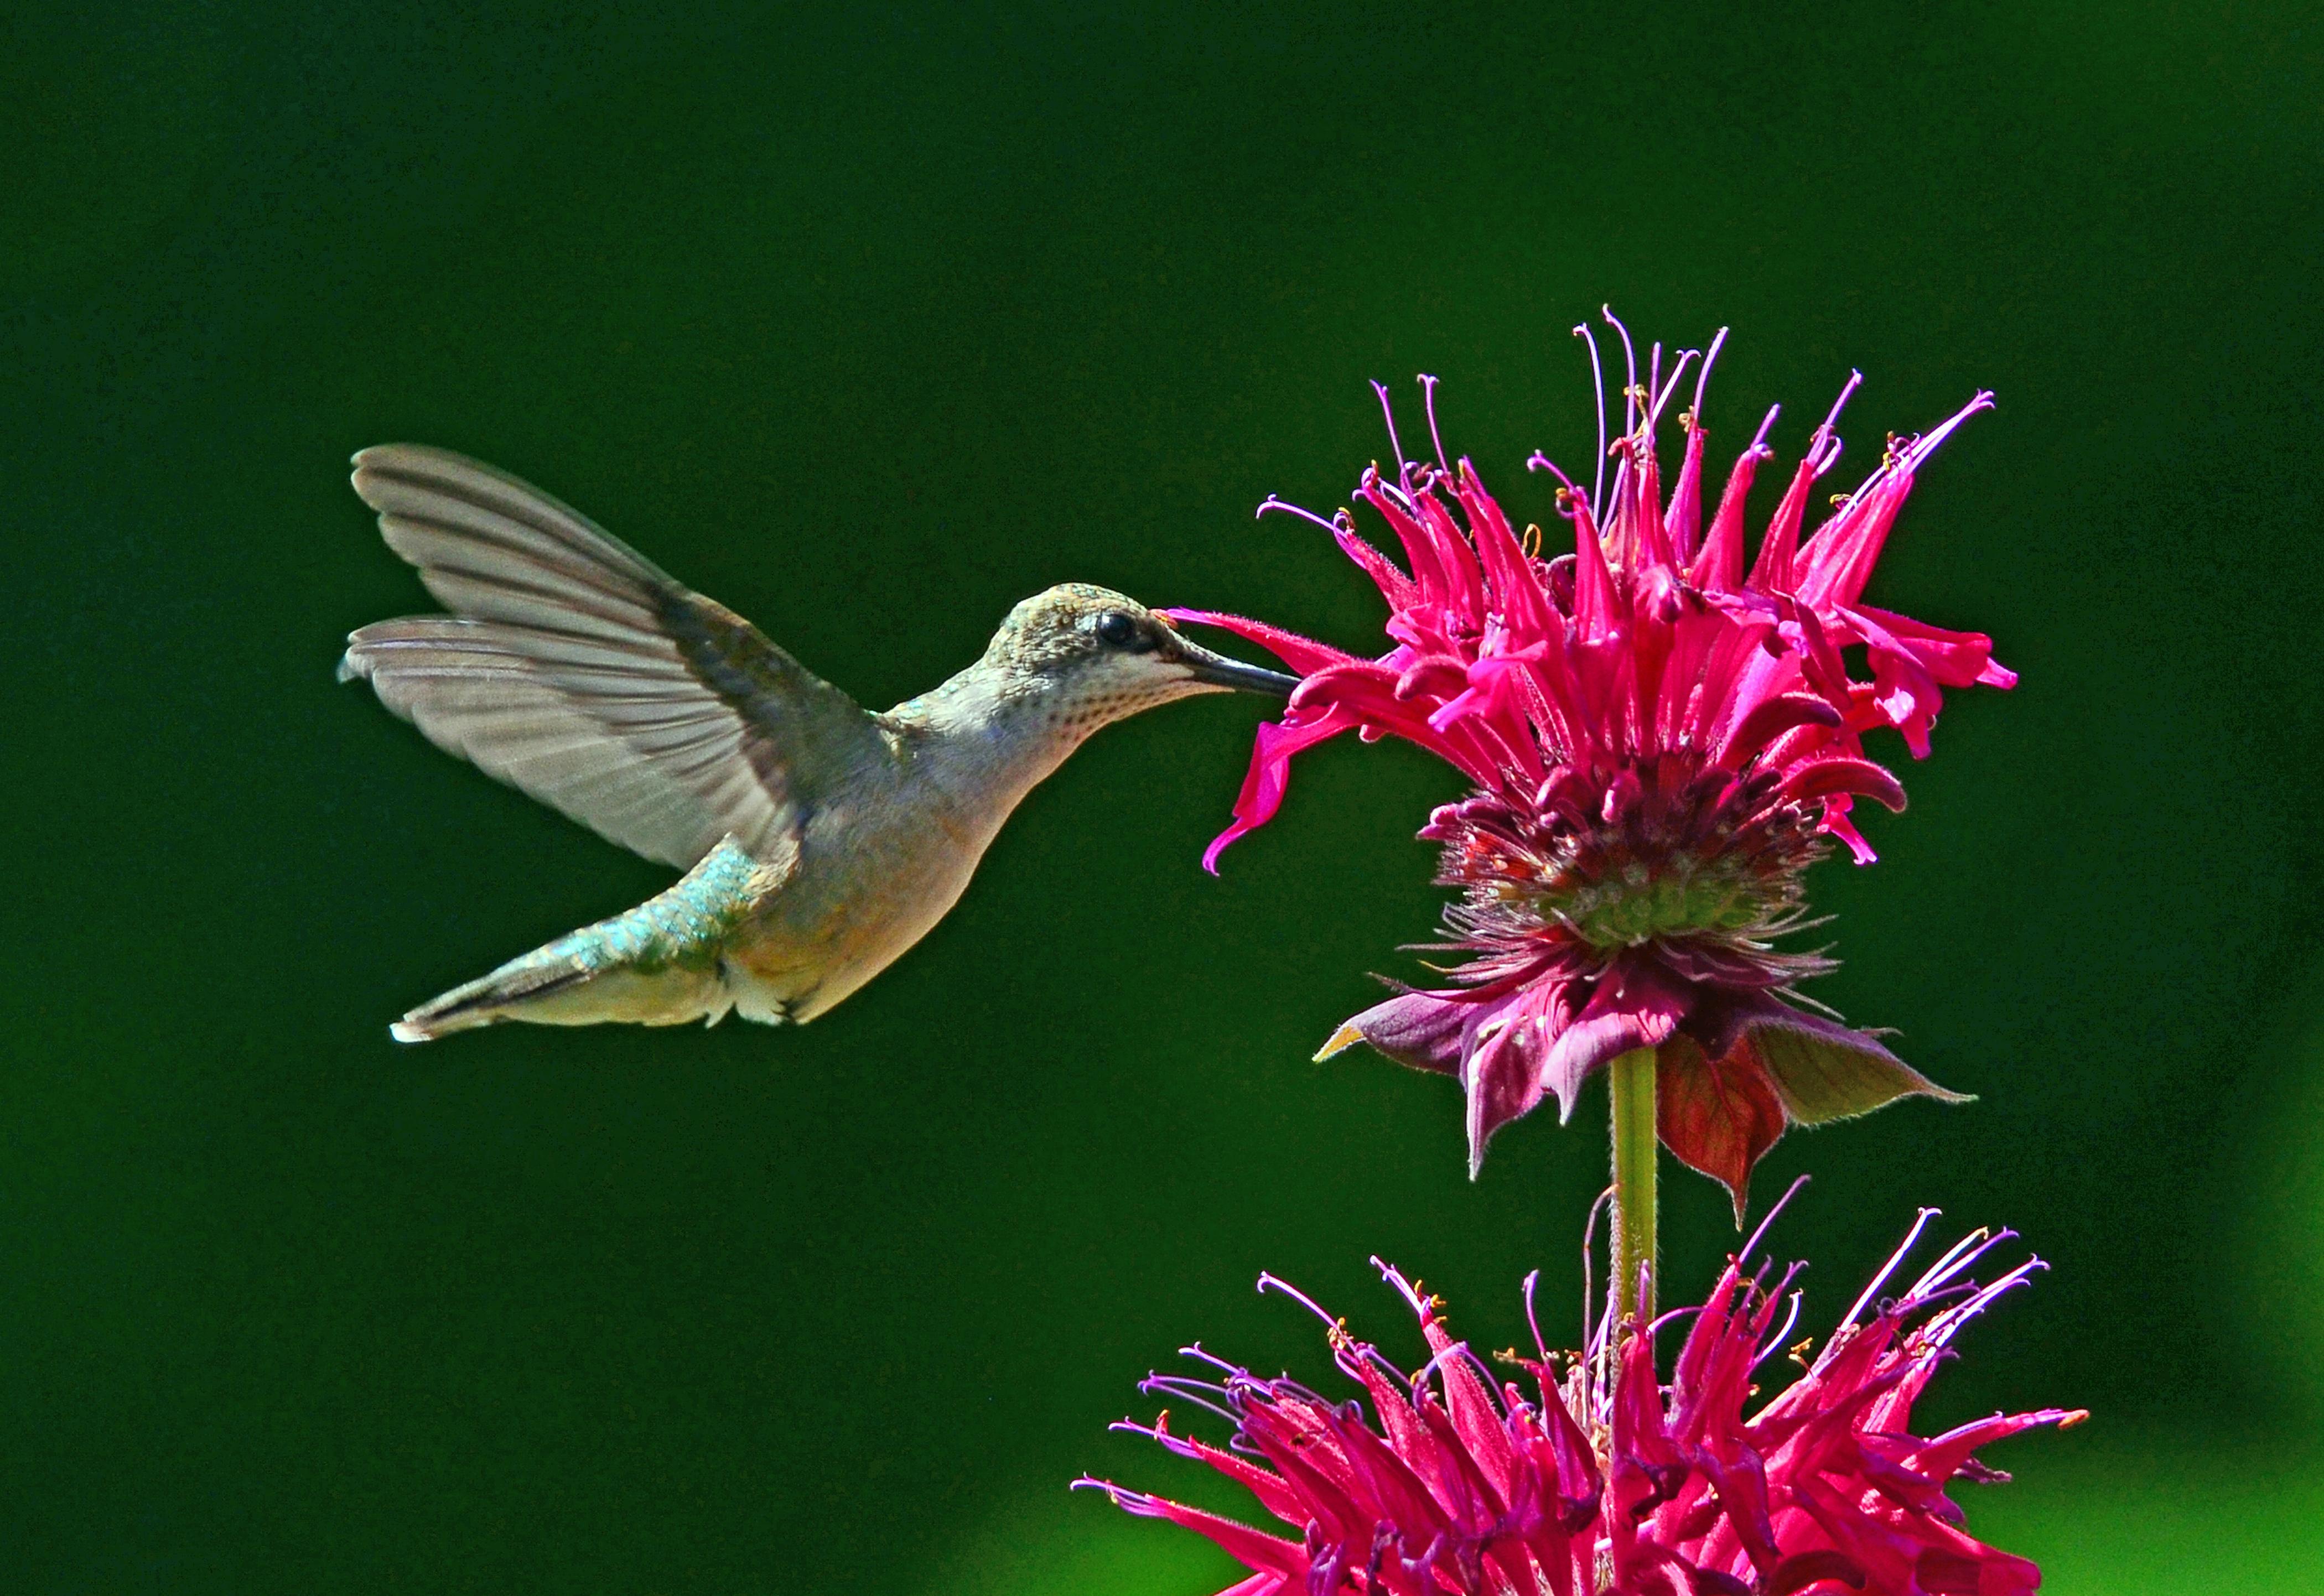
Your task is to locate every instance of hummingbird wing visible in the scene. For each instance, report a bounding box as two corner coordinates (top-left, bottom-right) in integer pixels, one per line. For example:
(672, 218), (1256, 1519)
(340, 444), (888, 871)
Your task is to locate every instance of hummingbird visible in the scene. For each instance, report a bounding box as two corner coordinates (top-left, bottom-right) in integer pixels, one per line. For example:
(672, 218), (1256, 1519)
(339, 444), (1297, 1042)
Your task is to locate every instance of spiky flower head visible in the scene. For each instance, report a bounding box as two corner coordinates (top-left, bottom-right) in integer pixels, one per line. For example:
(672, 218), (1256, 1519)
(1173, 318), (2015, 1207)
(1077, 1203), (2082, 1596)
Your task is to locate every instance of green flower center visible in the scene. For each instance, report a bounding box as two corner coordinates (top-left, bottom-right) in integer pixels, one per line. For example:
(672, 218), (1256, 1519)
(1531, 856), (1789, 949)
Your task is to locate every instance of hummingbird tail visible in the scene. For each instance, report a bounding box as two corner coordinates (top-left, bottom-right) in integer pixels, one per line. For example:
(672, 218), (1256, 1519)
(391, 960), (603, 1043)
(388, 836), (787, 1042)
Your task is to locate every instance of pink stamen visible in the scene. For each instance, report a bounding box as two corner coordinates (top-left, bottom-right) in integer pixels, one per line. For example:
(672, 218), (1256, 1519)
(1107, 1418), (1207, 1460)
(1574, 322), (1608, 511)
(1740, 1173), (1814, 1266)
(1371, 1257), (1433, 1321)
(1927, 1257), (2047, 1348)
(1648, 347), (1698, 434)
(1580, 1183), (1622, 1411)
(1750, 402), (1782, 457)
(1254, 494), (1343, 535)
(1603, 305), (1640, 439)
(1420, 373), (1450, 473)
(1521, 1268), (1551, 1364)
(1906, 1226), (2009, 1299)
(1649, 1302), (1708, 1336)
(1138, 1376), (1242, 1423)
(1372, 379), (1414, 493)
(1832, 1206), (1942, 1349)
(1413, 1338), (1503, 1411)
(1808, 369), (1863, 478)
(1692, 326), (1730, 424)
(1751, 1290), (1804, 1370)
(1900, 389), (1997, 472)
(1255, 1272), (1340, 1328)
(1526, 450), (1581, 496)
(1579, 1183), (1613, 1374)
(1070, 1477), (1156, 1511)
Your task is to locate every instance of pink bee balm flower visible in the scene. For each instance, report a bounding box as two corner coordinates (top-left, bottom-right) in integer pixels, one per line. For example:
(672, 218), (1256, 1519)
(1171, 319), (2015, 1203)
(1077, 1204), (2084, 1596)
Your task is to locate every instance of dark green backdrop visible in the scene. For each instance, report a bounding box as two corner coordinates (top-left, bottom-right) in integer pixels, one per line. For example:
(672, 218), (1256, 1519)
(6, 4), (2321, 1592)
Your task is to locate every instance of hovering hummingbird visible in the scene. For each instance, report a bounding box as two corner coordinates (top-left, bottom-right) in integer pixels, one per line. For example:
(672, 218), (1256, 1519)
(339, 445), (1296, 1042)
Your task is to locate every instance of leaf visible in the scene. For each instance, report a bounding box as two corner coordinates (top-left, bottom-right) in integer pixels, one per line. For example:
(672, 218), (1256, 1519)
(1656, 1033), (1788, 1224)
(1741, 1013), (1972, 1126)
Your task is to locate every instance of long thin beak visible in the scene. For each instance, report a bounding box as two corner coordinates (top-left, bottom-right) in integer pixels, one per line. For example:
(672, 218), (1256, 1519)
(1175, 637), (1301, 698)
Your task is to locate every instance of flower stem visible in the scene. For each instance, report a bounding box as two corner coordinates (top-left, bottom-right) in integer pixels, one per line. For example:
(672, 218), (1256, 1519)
(1609, 1046), (1658, 1327)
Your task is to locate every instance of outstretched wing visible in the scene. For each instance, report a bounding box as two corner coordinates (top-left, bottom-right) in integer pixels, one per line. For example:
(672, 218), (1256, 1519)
(340, 444), (888, 870)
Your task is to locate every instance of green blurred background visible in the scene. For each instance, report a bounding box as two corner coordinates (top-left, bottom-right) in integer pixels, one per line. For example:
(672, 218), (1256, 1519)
(4, 3), (2320, 1590)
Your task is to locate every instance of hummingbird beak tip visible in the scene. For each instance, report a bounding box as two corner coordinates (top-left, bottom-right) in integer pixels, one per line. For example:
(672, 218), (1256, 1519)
(1179, 645), (1300, 699)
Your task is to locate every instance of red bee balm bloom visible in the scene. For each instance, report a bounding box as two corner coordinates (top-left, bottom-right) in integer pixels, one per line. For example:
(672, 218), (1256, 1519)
(1172, 322), (2015, 1202)
(1077, 1209), (2084, 1596)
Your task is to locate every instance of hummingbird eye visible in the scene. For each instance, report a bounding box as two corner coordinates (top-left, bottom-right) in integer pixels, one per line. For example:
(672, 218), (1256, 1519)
(1093, 611), (1142, 648)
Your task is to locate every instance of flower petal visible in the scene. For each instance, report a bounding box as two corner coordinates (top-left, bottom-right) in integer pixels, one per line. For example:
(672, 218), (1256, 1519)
(1850, 602), (2016, 690)
(1316, 990), (1473, 1075)
(1465, 1015), (1549, 1179)
(1159, 608), (1357, 677)
(1767, 1548), (1868, 1595)
(1200, 712), (1353, 872)
(1541, 961), (1692, 1123)
(1078, 1485), (1310, 1582)
(1720, 691), (1844, 769)
(1776, 756), (1908, 813)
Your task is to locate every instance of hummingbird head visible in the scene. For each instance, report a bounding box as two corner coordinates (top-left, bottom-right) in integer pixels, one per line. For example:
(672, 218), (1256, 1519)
(982, 584), (1299, 731)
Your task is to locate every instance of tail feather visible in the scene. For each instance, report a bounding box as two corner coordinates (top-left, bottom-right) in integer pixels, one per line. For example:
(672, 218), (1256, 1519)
(390, 959), (603, 1043)
(390, 836), (785, 1042)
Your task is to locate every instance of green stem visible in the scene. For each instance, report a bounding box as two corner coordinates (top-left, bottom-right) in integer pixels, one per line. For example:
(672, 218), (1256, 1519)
(1609, 1046), (1659, 1329)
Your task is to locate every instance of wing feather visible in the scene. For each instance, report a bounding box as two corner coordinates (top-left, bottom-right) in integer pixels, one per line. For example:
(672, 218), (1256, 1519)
(341, 446), (888, 869)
